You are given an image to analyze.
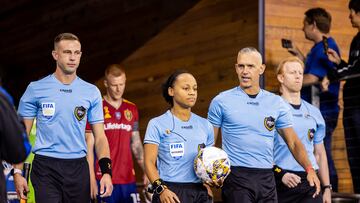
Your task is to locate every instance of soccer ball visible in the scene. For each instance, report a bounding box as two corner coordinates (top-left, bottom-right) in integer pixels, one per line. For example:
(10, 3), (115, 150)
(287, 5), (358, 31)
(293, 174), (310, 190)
(194, 146), (231, 182)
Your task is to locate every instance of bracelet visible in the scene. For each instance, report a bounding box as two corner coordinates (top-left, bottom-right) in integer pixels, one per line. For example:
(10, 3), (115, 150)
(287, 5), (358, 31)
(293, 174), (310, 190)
(273, 165), (286, 180)
(98, 157), (112, 177)
(305, 165), (314, 173)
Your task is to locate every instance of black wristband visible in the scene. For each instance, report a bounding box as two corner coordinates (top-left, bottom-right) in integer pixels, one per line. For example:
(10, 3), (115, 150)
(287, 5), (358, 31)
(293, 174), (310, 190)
(152, 178), (165, 188)
(98, 157), (112, 177)
(273, 165), (286, 180)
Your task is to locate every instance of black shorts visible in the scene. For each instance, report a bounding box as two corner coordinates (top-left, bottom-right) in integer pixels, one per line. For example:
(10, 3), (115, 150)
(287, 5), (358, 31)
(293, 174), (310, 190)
(31, 154), (90, 203)
(275, 170), (322, 203)
(152, 182), (211, 203)
(222, 166), (277, 203)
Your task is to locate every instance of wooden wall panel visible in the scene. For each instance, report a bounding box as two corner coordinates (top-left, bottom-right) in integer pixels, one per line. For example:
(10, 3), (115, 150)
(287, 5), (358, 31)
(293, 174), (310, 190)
(265, 0), (356, 193)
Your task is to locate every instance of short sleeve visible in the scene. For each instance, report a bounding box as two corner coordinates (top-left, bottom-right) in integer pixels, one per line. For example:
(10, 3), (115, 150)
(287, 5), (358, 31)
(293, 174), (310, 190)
(207, 97), (223, 128)
(18, 83), (37, 118)
(144, 119), (161, 145)
(205, 121), (215, 147)
(275, 98), (293, 129)
(87, 88), (104, 124)
(313, 109), (326, 144)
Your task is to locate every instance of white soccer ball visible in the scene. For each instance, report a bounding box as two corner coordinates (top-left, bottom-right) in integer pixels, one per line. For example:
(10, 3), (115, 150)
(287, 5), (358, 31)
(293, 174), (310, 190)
(194, 146), (231, 182)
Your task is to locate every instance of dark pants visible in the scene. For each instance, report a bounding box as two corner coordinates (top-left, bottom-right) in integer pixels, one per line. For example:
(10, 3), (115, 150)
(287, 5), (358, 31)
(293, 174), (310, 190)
(222, 166), (277, 203)
(152, 182), (211, 203)
(31, 154), (90, 203)
(323, 112), (339, 192)
(343, 106), (360, 193)
(275, 170), (322, 203)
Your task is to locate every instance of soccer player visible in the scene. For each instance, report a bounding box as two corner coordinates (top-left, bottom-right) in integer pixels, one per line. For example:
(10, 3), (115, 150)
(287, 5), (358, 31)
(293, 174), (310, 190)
(144, 70), (215, 203)
(86, 64), (147, 203)
(274, 57), (331, 203)
(15, 33), (113, 203)
(207, 47), (320, 203)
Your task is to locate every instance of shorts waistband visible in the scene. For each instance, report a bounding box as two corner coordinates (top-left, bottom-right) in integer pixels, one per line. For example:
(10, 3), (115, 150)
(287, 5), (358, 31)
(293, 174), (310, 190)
(164, 181), (204, 189)
(231, 166), (273, 173)
(34, 154), (86, 162)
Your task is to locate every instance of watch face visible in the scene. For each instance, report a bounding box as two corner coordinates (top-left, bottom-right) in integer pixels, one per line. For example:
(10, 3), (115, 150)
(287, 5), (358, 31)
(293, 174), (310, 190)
(156, 185), (164, 194)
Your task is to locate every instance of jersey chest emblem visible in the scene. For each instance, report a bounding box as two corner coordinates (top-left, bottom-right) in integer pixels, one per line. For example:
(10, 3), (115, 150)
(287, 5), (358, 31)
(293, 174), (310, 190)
(42, 102), (55, 119)
(104, 106), (111, 119)
(74, 106), (86, 121)
(124, 109), (133, 121)
(308, 128), (315, 141)
(169, 142), (184, 160)
(115, 111), (121, 120)
(264, 116), (275, 131)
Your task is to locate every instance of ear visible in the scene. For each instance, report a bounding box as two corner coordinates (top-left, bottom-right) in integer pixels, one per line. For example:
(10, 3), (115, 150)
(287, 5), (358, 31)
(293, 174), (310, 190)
(104, 79), (108, 88)
(259, 64), (266, 75)
(52, 50), (58, 60)
(277, 74), (284, 84)
(168, 87), (174, 97)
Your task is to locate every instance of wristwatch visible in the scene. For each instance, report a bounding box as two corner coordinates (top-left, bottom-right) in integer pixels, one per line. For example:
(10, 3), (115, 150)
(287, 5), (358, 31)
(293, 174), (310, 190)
(155, 185), (168, 195)
(323, 184), (332, 191)
(10, 168), (22, 176)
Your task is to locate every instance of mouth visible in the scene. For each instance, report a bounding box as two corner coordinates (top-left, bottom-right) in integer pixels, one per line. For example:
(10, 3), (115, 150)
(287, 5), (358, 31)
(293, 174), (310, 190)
(241, 77), (251, 82)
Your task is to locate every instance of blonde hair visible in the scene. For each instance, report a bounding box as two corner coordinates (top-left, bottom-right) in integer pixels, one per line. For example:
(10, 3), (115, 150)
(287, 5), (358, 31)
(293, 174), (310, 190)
(276, 57), (304, 75)
(104, 64), (126, 79)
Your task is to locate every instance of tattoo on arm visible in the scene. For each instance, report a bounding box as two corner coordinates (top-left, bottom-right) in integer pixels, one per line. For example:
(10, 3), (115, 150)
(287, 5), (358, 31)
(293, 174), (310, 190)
(131, 131), (145, 170)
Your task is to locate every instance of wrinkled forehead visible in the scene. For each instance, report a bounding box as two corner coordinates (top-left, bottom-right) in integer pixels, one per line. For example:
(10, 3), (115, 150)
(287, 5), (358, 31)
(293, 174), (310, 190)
(283, 61), (304, 72)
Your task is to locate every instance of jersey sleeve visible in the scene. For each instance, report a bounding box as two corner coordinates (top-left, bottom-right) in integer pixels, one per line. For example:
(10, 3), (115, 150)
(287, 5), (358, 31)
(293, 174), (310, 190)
(144, 119), (161, 145)
(87, 87), (104, 124)
(18, 83), (37, 118)
(205, 120), (215, 146)
(313, 108), (326, 144)
(275, 98), (293, 129)
(132, 105), (139, 132)
(207, 96), (223, 128)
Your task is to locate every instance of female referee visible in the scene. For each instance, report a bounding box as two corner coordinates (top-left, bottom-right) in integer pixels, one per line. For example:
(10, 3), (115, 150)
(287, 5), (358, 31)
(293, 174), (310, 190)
(144, 70), (215, 203)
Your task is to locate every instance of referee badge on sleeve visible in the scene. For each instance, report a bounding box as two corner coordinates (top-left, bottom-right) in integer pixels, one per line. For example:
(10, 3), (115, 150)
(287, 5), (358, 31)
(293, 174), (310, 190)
(74, 106), (86, 121)
(264, 116), (275, 131)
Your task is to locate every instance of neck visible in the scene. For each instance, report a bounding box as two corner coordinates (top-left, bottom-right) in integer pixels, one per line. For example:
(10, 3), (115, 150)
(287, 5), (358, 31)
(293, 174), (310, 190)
(54, 68), (76, 84)
(104, 94), (122, 109)
(281, 89), (301, 105)
(171, 106), (191, 121)
(241, 85), (260, 95)
(314, 33), (328, 44)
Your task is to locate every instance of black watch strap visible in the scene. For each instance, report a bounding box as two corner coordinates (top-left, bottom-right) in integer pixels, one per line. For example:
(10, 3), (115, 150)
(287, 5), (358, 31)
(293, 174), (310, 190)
(323, 184), (332, 190)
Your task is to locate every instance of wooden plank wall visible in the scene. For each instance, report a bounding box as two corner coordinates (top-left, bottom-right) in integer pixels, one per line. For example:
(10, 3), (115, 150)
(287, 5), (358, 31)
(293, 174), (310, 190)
(94, 0), (259, 200)
(265, 0), (356, 193)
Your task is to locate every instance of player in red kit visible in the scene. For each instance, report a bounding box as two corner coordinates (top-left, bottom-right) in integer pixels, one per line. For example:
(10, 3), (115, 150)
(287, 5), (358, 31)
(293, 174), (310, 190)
(86, 64), (147, 203)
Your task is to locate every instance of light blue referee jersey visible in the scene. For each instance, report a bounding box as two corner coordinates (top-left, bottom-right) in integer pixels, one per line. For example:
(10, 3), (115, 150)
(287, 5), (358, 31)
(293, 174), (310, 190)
(144, 110), (214, 183)
(18, 74), (104, 159)
(274, 99), (325, 171)
(208, 87), (293, 169)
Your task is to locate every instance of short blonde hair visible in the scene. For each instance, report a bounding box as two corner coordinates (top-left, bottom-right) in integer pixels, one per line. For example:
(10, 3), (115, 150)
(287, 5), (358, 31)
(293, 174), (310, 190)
(104, 64), (126, 79)
(276, 57), (304, 75)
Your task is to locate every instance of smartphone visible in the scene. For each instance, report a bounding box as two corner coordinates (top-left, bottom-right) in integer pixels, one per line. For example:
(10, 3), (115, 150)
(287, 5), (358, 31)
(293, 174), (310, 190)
(323, 36), (329, 55)
(281, 38), (293, 49)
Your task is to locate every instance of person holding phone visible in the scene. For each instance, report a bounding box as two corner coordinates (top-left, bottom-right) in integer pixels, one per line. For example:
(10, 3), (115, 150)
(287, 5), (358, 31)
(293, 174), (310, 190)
(326, 0), (360, 193)
(283, 7), (341, 191)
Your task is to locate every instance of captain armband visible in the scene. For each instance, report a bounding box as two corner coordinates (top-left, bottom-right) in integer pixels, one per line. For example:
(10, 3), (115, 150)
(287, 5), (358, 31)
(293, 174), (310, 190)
(98, 157), (112, 177)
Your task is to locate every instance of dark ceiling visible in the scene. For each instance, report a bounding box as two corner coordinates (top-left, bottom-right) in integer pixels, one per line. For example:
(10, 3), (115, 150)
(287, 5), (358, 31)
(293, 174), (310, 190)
(0, 0), (198, 104)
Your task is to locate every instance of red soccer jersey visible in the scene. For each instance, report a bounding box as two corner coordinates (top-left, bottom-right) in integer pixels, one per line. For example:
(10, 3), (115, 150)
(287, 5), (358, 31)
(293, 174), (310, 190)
(88, 99), (139, 184)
